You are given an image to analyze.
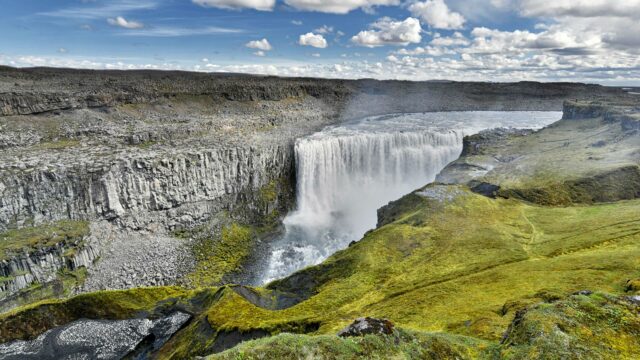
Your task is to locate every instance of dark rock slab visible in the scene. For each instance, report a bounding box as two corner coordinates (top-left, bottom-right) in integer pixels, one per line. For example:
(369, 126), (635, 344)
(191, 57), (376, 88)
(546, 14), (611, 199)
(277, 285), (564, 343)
(0, 311), (190, 360)
(337, 317), (394, 337)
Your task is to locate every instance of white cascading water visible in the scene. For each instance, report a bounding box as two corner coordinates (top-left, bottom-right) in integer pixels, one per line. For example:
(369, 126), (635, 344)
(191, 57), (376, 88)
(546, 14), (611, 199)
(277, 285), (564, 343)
(262, 111), (561, 283)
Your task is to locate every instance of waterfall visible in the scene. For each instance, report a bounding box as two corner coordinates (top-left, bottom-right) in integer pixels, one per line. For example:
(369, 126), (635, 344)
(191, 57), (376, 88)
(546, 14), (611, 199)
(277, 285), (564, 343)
(262, 111), (562, 283)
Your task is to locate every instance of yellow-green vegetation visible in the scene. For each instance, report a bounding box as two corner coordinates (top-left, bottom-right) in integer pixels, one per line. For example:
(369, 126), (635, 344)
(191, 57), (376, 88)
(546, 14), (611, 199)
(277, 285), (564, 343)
(0, 286), (190, 343)
(135, 140), (157, 149)
(207, 292), (640, 360)
(211, 330), (487, 360)
(499, 293), (640, 359)
(33, 139), (80, 150)
(0, 268), (89, 313)
(0, 220), (89, 261)
(259, 179), (278, 205)
(200, 186), (640, 343)
(189, 223), (254, 287)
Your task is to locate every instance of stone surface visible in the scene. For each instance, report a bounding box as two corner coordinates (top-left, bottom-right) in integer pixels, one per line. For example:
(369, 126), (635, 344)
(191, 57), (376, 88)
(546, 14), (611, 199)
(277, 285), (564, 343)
(0, 311), (191, 360)
(337, 317), (395, 337)
(437, 100), (640, 205)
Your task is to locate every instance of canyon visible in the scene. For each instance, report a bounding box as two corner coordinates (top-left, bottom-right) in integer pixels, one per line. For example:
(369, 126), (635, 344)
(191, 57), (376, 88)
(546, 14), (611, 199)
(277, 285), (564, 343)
(0, 67), (639, 359)
(0, 67), (625, 307)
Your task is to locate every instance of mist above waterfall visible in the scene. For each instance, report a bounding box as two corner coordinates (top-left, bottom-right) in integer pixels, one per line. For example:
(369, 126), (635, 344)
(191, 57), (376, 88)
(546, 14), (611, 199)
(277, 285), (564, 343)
(262, 111), (561, 283)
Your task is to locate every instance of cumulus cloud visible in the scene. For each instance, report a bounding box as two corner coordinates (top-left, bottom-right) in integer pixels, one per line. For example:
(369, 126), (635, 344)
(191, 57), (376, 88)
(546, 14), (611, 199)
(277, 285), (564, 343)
(192, 0), (275, 11)
(463, 24), (604, 56)
(396, 46), (455, 56)
(298, 33), (328, 48)
(518, 0), (640, 18)
(107, 16), (144, 29)
(284, 0), (400, 14)
(409, 0), (466, 30)
(430, 32), (469, 46)
(2, 52), (639, 85)
(351, 17), (422, 47)
(245, 38), (273, 51)
(314, 25), (334, 34)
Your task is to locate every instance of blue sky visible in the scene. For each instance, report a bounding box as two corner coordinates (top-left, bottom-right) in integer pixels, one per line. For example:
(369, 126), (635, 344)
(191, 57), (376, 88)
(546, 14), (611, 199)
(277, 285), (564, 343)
(1, 0), (639, 84)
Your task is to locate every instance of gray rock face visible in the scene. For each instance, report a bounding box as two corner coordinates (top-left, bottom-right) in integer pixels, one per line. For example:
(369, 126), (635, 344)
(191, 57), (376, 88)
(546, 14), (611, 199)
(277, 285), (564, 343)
(81, 221), (192, 291)
(436, 100), (640, 205)
(337, 317), (394, 337)
(0, 145), (293, 231)
(0, 238), (98, 296)
(0, 311), (191, 360)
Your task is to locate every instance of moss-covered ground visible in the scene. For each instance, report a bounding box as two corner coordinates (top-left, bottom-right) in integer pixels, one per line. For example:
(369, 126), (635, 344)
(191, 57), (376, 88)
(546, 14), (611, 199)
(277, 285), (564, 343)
(189, 223), (254, 286)
(211, 329), (488, 360)
(0, 220), (89, 261)
(202, 187), (639, 335)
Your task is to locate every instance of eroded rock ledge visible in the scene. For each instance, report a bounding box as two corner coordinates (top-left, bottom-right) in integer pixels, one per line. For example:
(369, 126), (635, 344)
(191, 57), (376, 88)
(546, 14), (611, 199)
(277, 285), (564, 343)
(437, 100), (640, 205)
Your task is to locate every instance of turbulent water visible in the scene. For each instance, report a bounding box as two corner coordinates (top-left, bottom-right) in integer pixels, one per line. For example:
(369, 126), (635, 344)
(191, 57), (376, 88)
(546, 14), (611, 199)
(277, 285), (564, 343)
(262, 111), (561, 283)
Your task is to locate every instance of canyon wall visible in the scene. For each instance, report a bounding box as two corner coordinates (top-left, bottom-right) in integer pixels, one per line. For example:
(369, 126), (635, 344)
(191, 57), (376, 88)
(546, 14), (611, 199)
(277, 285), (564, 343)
(0, 66), (633, 302)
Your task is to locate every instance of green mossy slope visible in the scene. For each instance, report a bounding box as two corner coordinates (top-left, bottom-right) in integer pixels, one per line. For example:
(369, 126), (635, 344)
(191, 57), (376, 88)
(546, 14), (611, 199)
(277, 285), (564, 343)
(0, 220), (89, 261)
(208, 293), (640, 360)
(210, 330), (487, 360)
(2, 187), (638, 358)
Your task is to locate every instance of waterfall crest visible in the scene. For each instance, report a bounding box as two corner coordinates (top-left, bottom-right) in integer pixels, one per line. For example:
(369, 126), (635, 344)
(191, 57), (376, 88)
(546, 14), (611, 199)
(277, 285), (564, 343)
(262, 111), (561, 283)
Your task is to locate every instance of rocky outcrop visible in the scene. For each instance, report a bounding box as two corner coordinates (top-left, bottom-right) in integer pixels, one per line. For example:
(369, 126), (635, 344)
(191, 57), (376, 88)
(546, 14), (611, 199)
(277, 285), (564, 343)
(0, 311), (191, 359)
(1, 67), (630, 118)
(0, 242), (97, 295)
(437, 101), (640, 205)
(0, 145), (294, 231)
(337, 317), (394, 337)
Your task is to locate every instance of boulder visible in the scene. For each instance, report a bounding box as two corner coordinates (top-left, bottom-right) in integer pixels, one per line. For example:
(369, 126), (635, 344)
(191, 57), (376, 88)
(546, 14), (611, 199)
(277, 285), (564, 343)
(337, 317), (394, 337)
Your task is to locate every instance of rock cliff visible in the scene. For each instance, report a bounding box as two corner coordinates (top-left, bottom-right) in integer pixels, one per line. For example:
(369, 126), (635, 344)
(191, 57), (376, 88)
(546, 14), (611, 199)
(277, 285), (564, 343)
(0, 66), (632, 303)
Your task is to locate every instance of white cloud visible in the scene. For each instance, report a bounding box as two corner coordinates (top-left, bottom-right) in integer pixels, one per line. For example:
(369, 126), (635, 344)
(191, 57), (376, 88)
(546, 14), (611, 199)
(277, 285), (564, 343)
(192, 0), (275, 11)
(351, 17), (422, 47)
(254, 51), (266, 56)
(518, 0), (640, 18)
(107, 16), (144, 29)
(314, 25), (335, 34)
(118, 26), (243, 36)
(465, 26), (599, 55)
(284, 0), (399, 14)
(58, 48), (68, 54)
(298, 33), (328, 48)
(246, 38), (273, 51)
(396, 46), (455, 56)
(430, 32), (469, 46)
(291, 20), (303, 25)
(409, 0), (466, 30)
(39, 1), (157, 19)
(2, 53), (639, 85)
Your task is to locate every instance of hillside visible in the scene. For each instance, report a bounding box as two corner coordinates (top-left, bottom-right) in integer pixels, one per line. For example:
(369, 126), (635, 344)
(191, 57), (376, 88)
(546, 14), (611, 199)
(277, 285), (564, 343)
(1, 99), (639, 359)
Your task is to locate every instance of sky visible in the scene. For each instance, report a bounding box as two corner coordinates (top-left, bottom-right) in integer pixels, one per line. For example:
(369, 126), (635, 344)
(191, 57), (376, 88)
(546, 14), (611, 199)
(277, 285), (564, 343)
(1, 0), (640, 85)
